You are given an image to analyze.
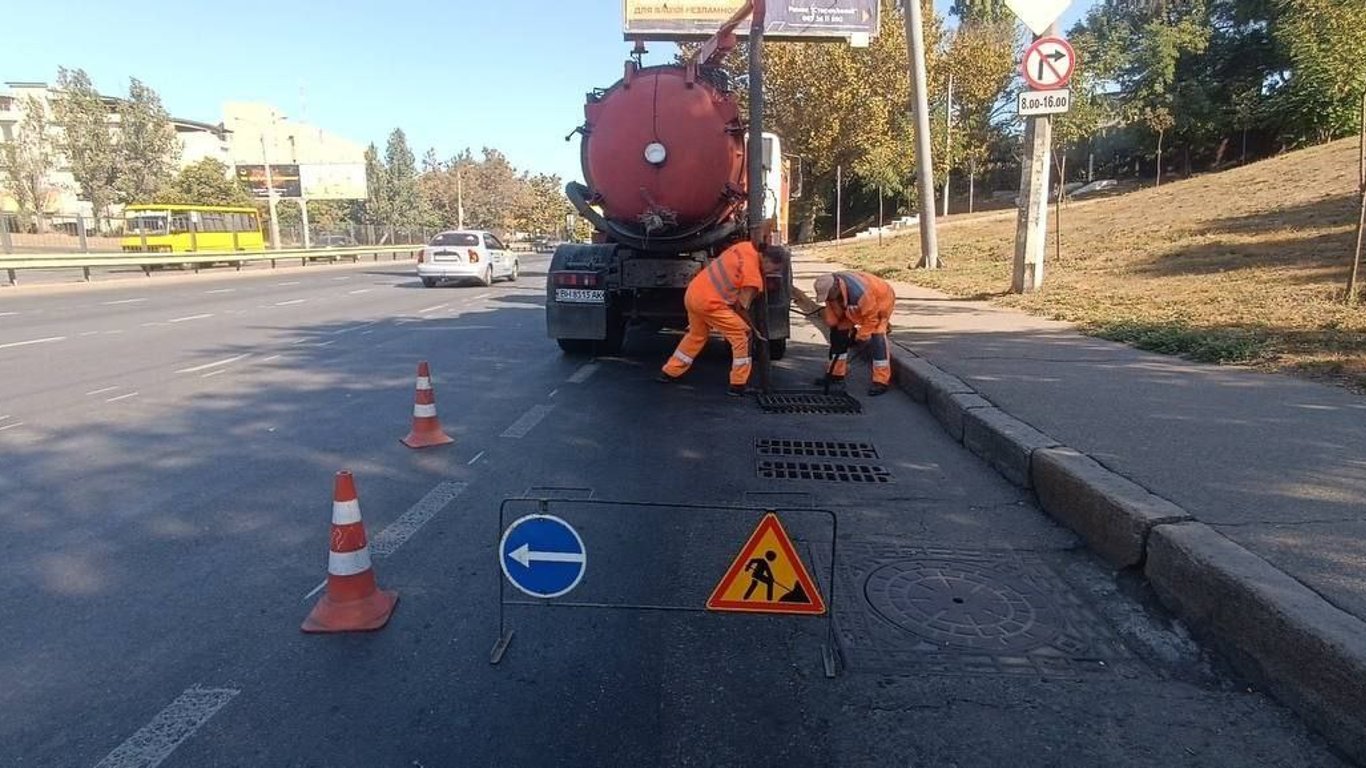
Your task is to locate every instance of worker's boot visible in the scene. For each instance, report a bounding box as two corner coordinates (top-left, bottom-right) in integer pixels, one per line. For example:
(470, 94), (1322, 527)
(727, 384), (748, 397)
(656, 372), (680, 384)
(868, 383), (890, 397)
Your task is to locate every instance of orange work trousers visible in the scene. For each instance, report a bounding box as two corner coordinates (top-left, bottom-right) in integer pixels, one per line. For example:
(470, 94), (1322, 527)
(829, 323), (892, 386)
(661, 305), (753, 387)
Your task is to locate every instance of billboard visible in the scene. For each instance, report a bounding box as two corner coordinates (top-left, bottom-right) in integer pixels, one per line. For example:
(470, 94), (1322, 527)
(623, 1), (880, 41)
(300, 164), (368, 200)
(236, 164), (301, 199)
(235, 164), (367, 200)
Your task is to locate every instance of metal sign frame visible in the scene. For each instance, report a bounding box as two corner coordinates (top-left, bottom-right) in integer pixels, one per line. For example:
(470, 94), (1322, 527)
(1021, 36), (1076, 91)
(491, 497), (841, 677)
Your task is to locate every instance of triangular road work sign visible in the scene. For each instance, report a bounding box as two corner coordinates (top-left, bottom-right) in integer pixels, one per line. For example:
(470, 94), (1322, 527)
(707, 513), (826, 615)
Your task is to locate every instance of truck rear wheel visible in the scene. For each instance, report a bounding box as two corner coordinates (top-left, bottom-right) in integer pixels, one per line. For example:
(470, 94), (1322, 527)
(768, 338), (787, 360)
(557, 339), (595, 355)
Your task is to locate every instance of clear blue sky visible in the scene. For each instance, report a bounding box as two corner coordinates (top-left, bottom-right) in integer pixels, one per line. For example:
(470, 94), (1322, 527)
(5, 0), (1096, 185)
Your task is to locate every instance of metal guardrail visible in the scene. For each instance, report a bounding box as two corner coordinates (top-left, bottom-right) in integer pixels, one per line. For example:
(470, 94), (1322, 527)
(0, 245), (423, 286)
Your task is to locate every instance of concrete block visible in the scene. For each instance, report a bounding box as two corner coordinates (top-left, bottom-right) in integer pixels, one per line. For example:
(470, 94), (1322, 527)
(929, 391), (991, 443)
(894, 355), (972, 404)
(963, 407), (1060, 488)
(1031, 448), (1190, 567)
(1146, 522), (1366, 763)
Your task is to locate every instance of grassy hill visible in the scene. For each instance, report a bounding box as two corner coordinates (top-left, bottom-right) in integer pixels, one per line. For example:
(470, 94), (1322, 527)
(831, 138), (1366, 391)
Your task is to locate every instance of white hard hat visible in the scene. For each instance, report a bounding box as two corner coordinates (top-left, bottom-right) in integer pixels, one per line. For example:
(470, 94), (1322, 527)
(813, 274), (836, 303)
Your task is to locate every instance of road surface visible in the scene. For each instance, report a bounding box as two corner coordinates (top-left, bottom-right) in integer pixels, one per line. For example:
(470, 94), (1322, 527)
(0, 258), (1347, 766)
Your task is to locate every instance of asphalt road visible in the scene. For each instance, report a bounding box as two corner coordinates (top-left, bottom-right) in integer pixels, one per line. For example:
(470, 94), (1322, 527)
(0, 258), (1349, 766)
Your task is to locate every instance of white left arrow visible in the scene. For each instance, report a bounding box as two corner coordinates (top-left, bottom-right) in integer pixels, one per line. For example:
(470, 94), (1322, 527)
(508, 543), (586, 568)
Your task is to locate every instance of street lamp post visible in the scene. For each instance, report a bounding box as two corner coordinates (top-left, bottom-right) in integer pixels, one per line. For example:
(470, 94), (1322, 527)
(259, 133), (282, 250)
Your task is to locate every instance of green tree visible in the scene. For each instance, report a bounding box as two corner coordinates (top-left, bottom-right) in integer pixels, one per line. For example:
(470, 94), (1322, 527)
(1272, 0), (1366, 144)
(52, 67), (118, 227)
(361, 142), (388, 225)
(518, 173), (571, 236)
(0, 95), (58, 229)
(382, 128), (421, 228)
(941, 18), (1018, 210)
(157, 158), (253, 205)
(115, 78), (179, 204)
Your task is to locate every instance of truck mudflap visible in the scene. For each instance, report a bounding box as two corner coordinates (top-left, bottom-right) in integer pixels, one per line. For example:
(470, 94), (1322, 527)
(546, 243), (618, 341)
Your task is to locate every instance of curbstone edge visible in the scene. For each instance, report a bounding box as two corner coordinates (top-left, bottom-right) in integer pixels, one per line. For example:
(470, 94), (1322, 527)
(1031, 447), (1191, 567)
(1146, 522), (1366, 762)
(963, 407), (1061, 488)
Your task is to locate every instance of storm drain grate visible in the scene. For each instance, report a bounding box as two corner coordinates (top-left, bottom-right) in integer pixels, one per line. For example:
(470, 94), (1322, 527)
(757, 459), (892, 483)
(756, 438), (880, 460)
(756, 391), (862, 415)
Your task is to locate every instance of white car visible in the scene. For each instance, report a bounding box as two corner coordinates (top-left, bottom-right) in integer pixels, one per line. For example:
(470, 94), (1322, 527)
(417, 230), (520, 287)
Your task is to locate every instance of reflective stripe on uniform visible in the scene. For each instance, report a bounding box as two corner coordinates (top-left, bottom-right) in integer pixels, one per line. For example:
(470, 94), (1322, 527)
(704, 256), (738, 304)
(672, 350), (695, 365)
(834, 353), (849, 361)
(329, 546), (373, 576)
(331, 499), (362, 525)
(872, 360), (891, 368)
(413, 403), (437, 418)
(732, 356), (752, 367)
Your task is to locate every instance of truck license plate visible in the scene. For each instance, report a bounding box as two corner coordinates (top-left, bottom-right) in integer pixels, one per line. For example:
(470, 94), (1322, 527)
(555, 288), (605, 304)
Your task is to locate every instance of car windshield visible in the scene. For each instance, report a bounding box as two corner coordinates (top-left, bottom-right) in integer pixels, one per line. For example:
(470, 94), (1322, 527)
(429, 232), (480, 246)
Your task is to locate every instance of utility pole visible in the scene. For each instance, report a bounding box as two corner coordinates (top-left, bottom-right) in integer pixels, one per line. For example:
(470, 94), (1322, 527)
(942, 73), (953, 217)
(299, 199), (312, 249)
(835, 164), (842, 242)
(260, 134), (282, 250)
(1012, 22), (1058, 293)
(1347, 91), (1365, 304)
(903, 0), (939, 268)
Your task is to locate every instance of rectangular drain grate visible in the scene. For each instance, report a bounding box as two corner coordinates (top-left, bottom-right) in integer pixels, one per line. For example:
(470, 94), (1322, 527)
(757, 459), (892, 483)
(756, 438), (880, 460)
(756, 391), (862, 414)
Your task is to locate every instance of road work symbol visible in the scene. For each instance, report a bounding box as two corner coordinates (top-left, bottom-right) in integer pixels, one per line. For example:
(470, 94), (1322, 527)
(499, 514), (586, 599)
(1021, 36), (1076, 91)
(707, 513), (826, 615)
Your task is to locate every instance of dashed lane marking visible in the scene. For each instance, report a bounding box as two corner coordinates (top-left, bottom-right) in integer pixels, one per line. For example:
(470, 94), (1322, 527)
(347, 288), (371, 295)
(105, 392), (139, 403)
(101, 298), (147, 306)
(0, 422), (24, 432)
(201, 369), (227, 378)
(167, 314), (213, 323)
(303, 481), (468, 600)
(467, 451), (485, 465)
(176, 354), (249, 374)
(85, 386), (120, 396)
(94, 686), (239, 768)
(567, 362), (599, 384)
(204, 288), (236, 294)
(0, 336), (65, 350)
(418, 303), (449, 313)
(500, 404), (554, 438)
(276, 281), (301, 286)
(274, 299), (306, 307)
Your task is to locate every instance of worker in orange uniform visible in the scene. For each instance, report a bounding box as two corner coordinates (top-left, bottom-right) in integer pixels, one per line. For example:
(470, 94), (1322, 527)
(659, 238), (767, 396)
(812, 271), (896, 396)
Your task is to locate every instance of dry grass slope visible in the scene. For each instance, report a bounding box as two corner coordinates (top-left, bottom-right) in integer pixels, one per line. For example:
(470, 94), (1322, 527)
(831, 138), (1366, 391)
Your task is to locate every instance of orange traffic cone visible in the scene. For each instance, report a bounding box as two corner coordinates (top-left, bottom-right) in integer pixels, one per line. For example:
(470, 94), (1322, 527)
(401, 361), (455, 448)
(301, 471), (398, 633)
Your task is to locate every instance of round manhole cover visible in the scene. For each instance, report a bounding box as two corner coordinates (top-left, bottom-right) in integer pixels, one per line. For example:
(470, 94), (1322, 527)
(864, 559), (1063, 652)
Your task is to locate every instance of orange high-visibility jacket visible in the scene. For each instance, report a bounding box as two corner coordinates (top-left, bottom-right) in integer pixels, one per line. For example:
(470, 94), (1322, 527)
(686, 241), (765, 311)
(822, 271), (895, 339)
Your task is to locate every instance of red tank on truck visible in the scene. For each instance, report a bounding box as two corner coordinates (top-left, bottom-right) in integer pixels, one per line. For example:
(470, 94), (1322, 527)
(546, 34), (799, 359)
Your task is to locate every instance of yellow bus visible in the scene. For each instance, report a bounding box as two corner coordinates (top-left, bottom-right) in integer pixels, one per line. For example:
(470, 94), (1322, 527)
(121, 204), (265, 253)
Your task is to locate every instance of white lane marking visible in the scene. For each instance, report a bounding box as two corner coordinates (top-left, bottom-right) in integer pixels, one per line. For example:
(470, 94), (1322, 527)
(467, 451), (485, 465)
(261, 354), (282, 363)
(168, 313), (213, 323)
(303, 481), (469, 600)
(140, 322), (167, 327)
(102, 298), (147, 306)
(314, 340), (336, 348)
(106, 392), (139, 403)
(359, 329), (374, 335)
(80, 331), (100, 336)
(0, 335), (65, 350)
(567, 363), (599, 384)
(274, 299), (306, 307)
(548, 389), (559, 398)
(0, 311), (18, 317)
(418, 303), (449, 313)
(332, 276), (351, 281)
(329, 322), (377, 336)
(176, 354), (249, 374)
(94, 685), (239, 768)
(85, 386), (120, 396)
(276, 281), (301, 286)
(347, 288), (371, 295)
(501, 405), (554, 439)
(201, 369), (227, 378)
(0, 422), (23, 432)
(472, 292), (493, 300)
(204, 288), (236, 294)
(104, 330), (124, 335)
(408, 325), (495, 331)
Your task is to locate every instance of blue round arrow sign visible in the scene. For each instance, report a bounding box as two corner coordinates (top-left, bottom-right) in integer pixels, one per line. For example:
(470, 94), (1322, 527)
(499, 514), (587, 599)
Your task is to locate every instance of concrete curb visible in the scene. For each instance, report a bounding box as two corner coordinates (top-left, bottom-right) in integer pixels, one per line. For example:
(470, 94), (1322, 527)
(885, 347), (1366, 762)
(1147, 523), (1366, 760)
